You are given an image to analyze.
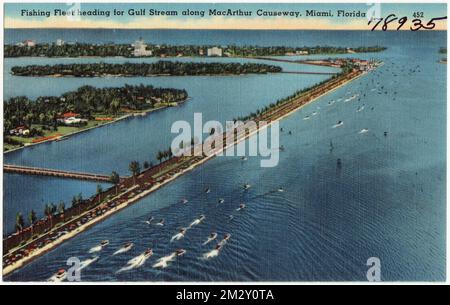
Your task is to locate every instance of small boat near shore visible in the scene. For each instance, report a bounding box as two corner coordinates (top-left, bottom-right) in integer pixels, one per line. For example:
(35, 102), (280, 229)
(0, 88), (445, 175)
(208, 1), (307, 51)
(89, 240), (109, 253)
(48, 269), (67, 282)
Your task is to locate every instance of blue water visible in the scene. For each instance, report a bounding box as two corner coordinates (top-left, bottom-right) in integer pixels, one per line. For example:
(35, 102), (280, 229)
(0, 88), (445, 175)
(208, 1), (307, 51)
(3, 175), (110, 236)
(3, 30), (446, 281)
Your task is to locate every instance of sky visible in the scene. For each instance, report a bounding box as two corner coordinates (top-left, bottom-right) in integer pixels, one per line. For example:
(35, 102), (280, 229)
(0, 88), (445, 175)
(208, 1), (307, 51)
(4, 2), (447, 30)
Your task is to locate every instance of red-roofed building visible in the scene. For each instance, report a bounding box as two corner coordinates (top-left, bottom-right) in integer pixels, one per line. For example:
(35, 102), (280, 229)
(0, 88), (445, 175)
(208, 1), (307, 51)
(57, 112), (86, 125)
(60, 112), (80, 118)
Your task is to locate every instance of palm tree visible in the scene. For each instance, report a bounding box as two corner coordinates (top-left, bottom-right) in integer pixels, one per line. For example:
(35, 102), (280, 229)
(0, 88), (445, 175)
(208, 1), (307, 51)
(71, 196), (77, 207)
(96, 184), (103, 203)
(28, 209), (37, 237)
(109, 171), (120, 195)
(156, 151), (164, 164)
(58, 201), (65, 222)
(44, 204), (54, 229)
(15, 212), (24, 233)
(15, 212), (25, 243)
(74, 193), (83, 215)
(51, 203), (57, 215)
(129, 161), (141, 185)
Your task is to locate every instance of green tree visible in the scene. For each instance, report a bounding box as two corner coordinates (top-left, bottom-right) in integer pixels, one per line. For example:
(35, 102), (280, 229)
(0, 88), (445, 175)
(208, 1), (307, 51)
(109, 171), (120, 195)
(109, 98), (121, 115)
(28, 209), (37, 237)
(96, 184), (103, 203)
(15, 212), (25, 233)
(57, 201), (65, 222)
(44, 203), (55, 229)
(129, 161), (141, 185)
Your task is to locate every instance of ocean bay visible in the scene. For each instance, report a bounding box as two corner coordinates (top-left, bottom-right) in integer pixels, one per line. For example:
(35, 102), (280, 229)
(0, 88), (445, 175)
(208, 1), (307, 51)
(3, 29), (446, 281)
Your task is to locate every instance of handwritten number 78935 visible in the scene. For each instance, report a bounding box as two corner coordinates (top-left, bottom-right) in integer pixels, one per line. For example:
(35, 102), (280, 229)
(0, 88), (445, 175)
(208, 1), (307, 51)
(368, 14), (447, 31)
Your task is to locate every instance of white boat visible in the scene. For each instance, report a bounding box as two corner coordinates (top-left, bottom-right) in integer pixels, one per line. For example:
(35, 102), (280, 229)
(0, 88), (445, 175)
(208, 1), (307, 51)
(359, 129), (369, 134)
(48, 269), (67, 282)
(332, 121), (344, 128)
(143, 248), (154, 258)
(176, 249), (186, 256)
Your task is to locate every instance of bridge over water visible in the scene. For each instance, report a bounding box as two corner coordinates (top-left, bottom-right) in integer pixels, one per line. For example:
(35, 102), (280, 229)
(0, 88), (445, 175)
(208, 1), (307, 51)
(3, 164), (122, 183)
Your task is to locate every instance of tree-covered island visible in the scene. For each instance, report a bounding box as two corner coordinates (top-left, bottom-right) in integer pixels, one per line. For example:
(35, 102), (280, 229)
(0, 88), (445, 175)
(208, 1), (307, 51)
(4, 84), (188, 151)
(4, 42), (386, 58)
(10, 61), (282, 77)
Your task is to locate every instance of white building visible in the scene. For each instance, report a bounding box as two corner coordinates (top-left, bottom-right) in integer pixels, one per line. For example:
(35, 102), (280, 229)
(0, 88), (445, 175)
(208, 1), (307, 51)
(9, 126), (29, 136)
(133, 39), (153, 57)
(56, 39), (64, 46)
(62, 117), (87, 125)
(207, 47), (223, 57)
(22, 40), (36, 47)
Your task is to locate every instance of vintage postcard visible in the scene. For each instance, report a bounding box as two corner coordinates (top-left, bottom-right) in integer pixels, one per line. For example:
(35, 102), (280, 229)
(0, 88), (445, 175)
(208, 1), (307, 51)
(0, 1), (447, 288)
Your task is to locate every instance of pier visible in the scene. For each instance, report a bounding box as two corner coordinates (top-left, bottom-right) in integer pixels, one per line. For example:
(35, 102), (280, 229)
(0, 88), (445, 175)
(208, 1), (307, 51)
(3, 164), (119, 183)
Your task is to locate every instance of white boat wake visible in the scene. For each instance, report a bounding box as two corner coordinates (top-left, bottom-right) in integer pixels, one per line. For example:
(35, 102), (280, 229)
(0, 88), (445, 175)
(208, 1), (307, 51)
(153, 250), (186, 269)
(89, 245), (102, 253)
(171, 230), (186, 242)
(78, 256), (99, 272)
(48, 270), (67, 282)
(117, 250), (152, 273)
(188, 215), (205, 228)
(113, 243), (134, 255)
(202, 249), (219, 259)
(153, 253), (177, 269)
(202, 234), (231, 260)
(332, 121), (344, 128)
(202, 233), (218, 245)
(359, 129), (369, 134)
(89, 240), (109, 253)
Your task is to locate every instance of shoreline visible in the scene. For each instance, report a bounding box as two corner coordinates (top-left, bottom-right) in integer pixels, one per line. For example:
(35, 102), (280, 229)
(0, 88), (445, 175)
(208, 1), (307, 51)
(11, 71), (280, 78)
(4, 50), (384, 60)
(3, 56), (335, 154)
(2, 63), (372, 277)
(4, 103), (186, 155)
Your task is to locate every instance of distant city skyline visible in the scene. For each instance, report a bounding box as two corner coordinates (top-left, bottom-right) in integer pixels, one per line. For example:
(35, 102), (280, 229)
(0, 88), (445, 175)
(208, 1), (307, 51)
(4, 3), (447, 30)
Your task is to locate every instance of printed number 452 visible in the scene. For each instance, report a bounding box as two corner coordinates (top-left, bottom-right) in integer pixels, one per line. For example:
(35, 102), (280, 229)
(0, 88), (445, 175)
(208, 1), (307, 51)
(413, 12), (424, 18)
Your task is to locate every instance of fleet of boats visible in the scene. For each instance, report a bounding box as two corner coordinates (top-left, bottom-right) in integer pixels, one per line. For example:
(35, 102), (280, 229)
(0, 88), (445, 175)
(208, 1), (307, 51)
(40, 63), (384, 282)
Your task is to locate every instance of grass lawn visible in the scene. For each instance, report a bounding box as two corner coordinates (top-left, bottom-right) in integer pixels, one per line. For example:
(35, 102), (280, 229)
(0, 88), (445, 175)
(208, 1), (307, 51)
(4, 111), (150, 152)
(4, 119), (118, 151)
